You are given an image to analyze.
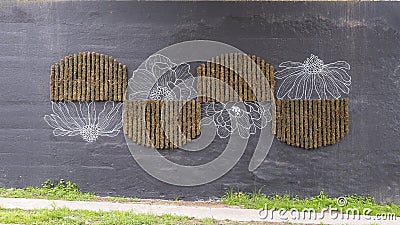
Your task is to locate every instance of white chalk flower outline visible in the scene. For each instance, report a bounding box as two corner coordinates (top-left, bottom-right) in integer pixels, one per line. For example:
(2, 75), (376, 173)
(44, 101), (123, 143)
(129, 54), (197, 100)
(201, 102), (271, 139)
(275, 54), (351, 100)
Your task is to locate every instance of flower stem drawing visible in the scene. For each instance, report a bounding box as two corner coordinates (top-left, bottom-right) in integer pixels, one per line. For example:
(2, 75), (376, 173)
(44, 101), (123, 143)
(275, 54), (351, 100)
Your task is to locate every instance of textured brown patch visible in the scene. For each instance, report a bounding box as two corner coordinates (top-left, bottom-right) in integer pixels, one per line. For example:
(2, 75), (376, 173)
(124, 100), (200, 150)
(50, 52), (127, 102)
(197, 53), (274, 102)
(275, 99), (349, 149)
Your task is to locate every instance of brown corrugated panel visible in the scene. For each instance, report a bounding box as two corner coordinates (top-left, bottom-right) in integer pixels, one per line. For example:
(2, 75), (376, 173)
(275, 99), (349, 149)
(313, 99), (318, 149)
(145, 101), (151, 147)
(95, 53), (100, 101)
(290, 100), (295, 146)
(295, 100), (300, 147)
(330, 99), (336, 144)
(50, 65), (55, 101)
(90, 52), (95, 101)
(124, 100), (200, 150)
(77, 53), (82, 101)
(50, 52), (127, 102)
(68, 55), (73, 100)
(195, 53), (274, 103)
(276, 100), (282, 140)
(64, 56), (69, 100)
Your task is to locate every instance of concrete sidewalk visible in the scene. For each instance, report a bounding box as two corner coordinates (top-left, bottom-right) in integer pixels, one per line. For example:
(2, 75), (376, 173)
(0, 198), (398, 225)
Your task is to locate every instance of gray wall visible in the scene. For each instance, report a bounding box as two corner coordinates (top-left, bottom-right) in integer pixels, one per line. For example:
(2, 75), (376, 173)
(0, 1), (399, 203)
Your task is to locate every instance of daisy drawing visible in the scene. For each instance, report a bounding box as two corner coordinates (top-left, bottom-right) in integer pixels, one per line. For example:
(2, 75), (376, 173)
(275, 54), (351, 100)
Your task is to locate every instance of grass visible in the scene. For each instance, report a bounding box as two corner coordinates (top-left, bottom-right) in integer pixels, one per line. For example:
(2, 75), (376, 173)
(0, 179), (98, 201)
(0, 207), (218, 225)
(221, 188), (400, 217)
(0, 179), (97, 201)
(1, 179), (399, 219)
(0, 179), (135, 202)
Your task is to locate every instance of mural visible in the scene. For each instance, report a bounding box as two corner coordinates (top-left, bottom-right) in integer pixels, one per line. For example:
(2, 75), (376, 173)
(129, 54), (197, 101)
(44, 101), (123, 143)
(274, 54), (351, 149)
(275, 54), (351, 100)
(45, 52), (127, 143)
(201, 101), (271, 139)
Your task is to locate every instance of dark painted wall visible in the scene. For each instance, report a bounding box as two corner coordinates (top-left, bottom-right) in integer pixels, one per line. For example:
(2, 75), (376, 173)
(0, 1), (399, 203)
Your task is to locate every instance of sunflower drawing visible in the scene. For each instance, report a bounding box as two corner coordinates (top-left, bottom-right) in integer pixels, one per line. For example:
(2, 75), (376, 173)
(275, 54), (351, 100)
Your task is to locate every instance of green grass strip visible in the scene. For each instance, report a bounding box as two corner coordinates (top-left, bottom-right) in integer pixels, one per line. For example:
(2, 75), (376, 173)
(0, 207), (218, 225)
(221, 189), (400, 217)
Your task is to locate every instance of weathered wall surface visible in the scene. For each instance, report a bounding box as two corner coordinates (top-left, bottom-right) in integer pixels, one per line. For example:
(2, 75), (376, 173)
(0, 1), (399, 203)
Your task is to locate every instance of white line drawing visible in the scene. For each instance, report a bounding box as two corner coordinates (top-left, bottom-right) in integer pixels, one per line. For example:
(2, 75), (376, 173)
(128, 54), (197, 100)
(201, 101), (271, 139)
(275, 54), (351, 100)
(125, 40), (275, 186)
(44, 101), (123, 143)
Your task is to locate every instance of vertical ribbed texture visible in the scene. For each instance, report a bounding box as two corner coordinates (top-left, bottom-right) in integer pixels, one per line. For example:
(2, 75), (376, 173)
(303, 100), (309, 149)
(50, 52), (127, 102)
(59, 59), (64, 101)
(290, 100), (295, 146)
(295, 100), (300, 147)
(81, 53), (87, 101)
(50, 65), (55, 101)
(330, 99), (336, 144)
(281, 100), (286, 143)
(95, 53), (100, 101)
(123, 100), (200, 149)
(196, 53), (275, 102)
(90, 52), (95, 101)
(77, 53), (82, 101)
(275, 99), (349, 149)
(219, 54), (224, 102)
(299, 100), (304, 148)
(322, 100), (327, 147)
(86, 52), (91, 101)
(66, 55), (71, 100)
(108, 57), (114, 101)
(145, 101), (151, 147)
(73, 54), (78, 100)
(243, 54), (248, 100)
(54, 64), (59, 101)
(67, 55), (73, 100)
(131, 101), (137, 142)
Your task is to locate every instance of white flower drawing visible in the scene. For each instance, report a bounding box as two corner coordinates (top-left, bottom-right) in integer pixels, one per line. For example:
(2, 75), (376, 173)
(44, 101), (123, 143)
(129, 54), (197, 100)
(275, 54), (351, 100)
(201, 102), (271, 139)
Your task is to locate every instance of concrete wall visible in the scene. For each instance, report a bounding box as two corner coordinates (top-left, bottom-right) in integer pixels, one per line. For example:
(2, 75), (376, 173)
(0, 1), (399, 203)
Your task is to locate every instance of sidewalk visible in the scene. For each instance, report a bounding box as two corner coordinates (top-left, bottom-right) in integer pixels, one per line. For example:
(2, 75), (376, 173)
(0, 197), (398, 225)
